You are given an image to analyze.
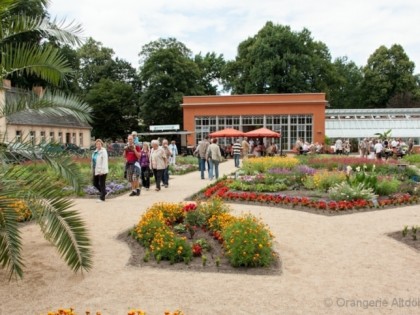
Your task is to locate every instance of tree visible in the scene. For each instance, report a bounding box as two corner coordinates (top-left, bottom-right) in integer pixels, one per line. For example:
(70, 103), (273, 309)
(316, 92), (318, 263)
(85, 78), (139, 140)
(361, 44), (417, 108)
(194, 52), (226, 95)
(328, 57), (363, 108)
(222, 22), (335, 94)
(138, 38), (204, 127)
(0, 0), (92, 279)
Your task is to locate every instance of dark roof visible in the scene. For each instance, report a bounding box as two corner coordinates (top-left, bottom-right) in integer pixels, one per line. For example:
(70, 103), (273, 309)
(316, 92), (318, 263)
(7, 110), (91, 129)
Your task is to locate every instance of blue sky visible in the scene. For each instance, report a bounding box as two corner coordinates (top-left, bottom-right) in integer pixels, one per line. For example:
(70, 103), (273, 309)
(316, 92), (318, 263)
(49, 0), (420, 72)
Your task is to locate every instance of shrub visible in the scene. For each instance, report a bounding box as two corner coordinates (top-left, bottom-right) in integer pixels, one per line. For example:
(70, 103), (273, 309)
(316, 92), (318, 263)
(150, 229), (192, 264)
(376, 177), (401, 196)
(135, 217), (169, 247)
(328, 182), (377, 201)
(222, 215), (274, 267)
(303, 170), (346, 191)
(242, 156), (299, 174)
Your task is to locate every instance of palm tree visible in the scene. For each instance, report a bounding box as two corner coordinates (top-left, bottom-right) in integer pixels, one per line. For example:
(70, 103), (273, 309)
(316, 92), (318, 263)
(0, 0), (92, 279)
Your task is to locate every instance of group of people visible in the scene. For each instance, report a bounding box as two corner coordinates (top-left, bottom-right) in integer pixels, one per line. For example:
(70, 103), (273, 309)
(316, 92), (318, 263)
(90, 131), (179, 202)
(222, 137), (279, 158)
(295, 138), (325, 155)
(358, 137), (412, 160)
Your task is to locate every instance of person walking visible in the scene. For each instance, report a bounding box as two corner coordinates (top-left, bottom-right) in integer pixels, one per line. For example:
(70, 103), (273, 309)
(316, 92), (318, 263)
(139, 142), (151, 191)
(232, 138), (242, 167)
(195, 136), (210, 179)
(207, 138), (223, 180)
(241, 137), (250, 159)
(168, 140), (178, 165)
(124, 134), (141, 196)
(161, 139), (172, 188)
(150, 139), (167, 191)
(91, 139), (109, 202)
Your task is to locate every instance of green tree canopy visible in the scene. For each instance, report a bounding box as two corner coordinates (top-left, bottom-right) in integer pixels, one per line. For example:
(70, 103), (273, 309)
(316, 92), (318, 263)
(85, 78), (138, 140)
(222, 21), (335, 94)
(138, 38), (204, 127)
(328, 57), (363, 108)
(362, 44), (418, 108)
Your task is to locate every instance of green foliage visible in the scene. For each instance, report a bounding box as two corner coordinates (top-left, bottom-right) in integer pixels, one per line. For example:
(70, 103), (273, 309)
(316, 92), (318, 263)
(411, 226), (418, 241)
(347, 168), (378, 192)
(198, 198), (231, 224)
(362, 44), (417, 107)
(222, 21), (334, 94)
(228, 180), (288, 192)
(135, 219), (168, 247)
(375, 178), (401, 196)
(328, 182), (377, 201)
(150, 229), (193, 264)
(0, 0), (92, 280)
(222, 215), (274, 267)
(139, 38), (205, 127)
(402, 225), (408, 237)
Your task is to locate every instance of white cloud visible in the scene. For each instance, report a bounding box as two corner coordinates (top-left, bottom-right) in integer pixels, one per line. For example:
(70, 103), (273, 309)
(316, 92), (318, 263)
(49, 0), (420, 72)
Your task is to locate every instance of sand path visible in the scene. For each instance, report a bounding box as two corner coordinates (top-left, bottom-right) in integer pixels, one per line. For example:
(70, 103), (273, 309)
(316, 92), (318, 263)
(0, 161), (419, 315)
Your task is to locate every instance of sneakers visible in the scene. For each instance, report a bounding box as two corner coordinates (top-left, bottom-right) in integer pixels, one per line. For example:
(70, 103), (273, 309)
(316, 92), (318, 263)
(164, 185), (168, 188)
(136, 189), (141, 196)
(96, 199), (104, 203)
(129, 191), (137, 196)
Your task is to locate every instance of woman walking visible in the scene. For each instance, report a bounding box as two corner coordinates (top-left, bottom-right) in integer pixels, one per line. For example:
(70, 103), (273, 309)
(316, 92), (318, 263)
(150, 139), (167, 191)
(139, 142), (151, 191)
(91, 139), (109, 202)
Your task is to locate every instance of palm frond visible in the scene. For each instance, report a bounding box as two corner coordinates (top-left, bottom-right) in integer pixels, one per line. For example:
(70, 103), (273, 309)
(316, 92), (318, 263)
(2, 164), (92, 274)
(1, 42), (72, 85)
(2, 89), (92, 124)
(0, 14), (83, 46)
(0, 189), (25, 280)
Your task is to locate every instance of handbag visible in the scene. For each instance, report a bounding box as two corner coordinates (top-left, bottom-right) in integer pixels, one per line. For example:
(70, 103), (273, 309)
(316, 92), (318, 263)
(149, 169), (154, 178)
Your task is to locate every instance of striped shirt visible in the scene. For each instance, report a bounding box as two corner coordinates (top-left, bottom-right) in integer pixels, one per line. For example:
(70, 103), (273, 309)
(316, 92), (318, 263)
(232, 142), (242, 155)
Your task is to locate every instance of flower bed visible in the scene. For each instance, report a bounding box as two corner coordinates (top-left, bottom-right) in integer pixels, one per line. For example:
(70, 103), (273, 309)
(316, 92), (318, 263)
(130, 199), (279, 270)
(196, 179), (419, 213)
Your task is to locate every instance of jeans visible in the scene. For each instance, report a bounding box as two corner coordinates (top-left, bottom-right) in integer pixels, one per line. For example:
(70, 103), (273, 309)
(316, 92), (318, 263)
(93, 173), (107, 201)
(199, 158), (207, 179)
(233, 154), (240, 167)
(162, 166), (169, 186)
(209, 159), (220, 179)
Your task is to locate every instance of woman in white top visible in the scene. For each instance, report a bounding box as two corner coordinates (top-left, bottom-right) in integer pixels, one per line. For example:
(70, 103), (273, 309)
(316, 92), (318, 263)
(91, 139), (109, 202)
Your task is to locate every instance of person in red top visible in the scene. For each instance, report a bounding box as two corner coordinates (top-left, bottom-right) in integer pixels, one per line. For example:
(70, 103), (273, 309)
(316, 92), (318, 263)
(124, 134), (141, 196)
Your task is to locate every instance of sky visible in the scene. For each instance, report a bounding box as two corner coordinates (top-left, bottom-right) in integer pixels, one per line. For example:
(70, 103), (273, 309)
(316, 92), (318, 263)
(49, 0), (420, 73)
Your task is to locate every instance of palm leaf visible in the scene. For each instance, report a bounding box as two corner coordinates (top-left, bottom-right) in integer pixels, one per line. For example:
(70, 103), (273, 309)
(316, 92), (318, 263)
(0, 14), (82, 46)
(0, 187), (24, 280)
(2, 89), (92, 124)
(3, 164), (92, 275)
(1, 42), (72, 85)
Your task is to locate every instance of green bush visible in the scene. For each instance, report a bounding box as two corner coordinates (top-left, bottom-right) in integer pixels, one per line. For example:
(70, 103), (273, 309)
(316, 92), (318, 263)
(376, 178), (401, 196)
(222, 215), (274, 267)
(328, 182), (377, 201)
(150, 229), (193, 264)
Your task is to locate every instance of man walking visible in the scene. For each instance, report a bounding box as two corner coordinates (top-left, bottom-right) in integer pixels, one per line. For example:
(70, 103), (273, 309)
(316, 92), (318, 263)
(232, 138), (242, 168)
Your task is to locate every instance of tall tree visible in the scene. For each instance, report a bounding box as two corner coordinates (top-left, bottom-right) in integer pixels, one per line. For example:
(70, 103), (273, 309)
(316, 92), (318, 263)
(138, 38), (204, 127)
(194, 52), (226, 95)
(328, 57), (363, 108)
(361, 44), (417, 108)
(85, 78), (138, 140)
(0, 0), (92, 279)
(222, 22), (335, 94)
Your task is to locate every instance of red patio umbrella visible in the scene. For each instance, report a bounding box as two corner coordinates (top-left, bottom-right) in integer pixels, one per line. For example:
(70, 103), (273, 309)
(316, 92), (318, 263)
(244, 127), (281, 138)
(209, 128), (245, 138)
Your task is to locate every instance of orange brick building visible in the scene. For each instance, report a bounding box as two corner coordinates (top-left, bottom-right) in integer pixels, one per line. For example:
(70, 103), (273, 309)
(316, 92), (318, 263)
(182, 93), (327, 150)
